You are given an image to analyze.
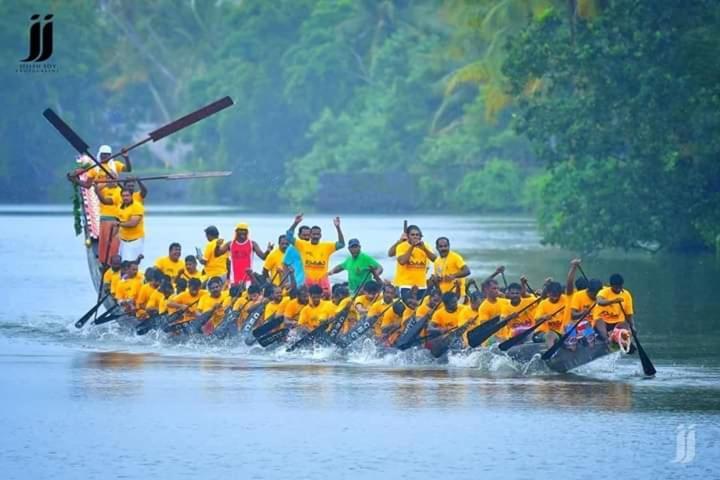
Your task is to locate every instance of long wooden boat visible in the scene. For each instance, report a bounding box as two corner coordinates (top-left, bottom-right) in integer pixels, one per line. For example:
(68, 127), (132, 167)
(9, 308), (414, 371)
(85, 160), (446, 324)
(499, 340), (614, 373)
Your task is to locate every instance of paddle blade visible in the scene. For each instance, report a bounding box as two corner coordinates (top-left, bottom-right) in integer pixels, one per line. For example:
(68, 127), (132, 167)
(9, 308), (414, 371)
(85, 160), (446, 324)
(466, 316), (503, 348)
(149, 96), (234, 142)
(252, 316), (283, 339)
(75, 293), (110, 328)
(43, 108), (90, 154)
(258, 328), (289, 348)
(630, 326), (656, 376)
(93, 311), (124, 325)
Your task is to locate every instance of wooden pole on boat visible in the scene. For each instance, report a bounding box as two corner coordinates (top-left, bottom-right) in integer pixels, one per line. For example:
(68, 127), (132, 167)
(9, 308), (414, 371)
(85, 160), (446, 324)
(93, 171), (232, 183)
(74, 96), (234, 174)
(43, 109), (115, 178)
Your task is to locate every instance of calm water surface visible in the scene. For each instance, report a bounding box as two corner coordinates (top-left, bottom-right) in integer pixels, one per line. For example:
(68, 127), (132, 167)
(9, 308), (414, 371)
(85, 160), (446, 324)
(1, 209), (719, 479)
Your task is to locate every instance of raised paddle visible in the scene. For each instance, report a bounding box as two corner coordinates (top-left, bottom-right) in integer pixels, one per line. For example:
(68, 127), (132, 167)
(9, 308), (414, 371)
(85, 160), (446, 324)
(541, 303), (596, 360)
(75, 292), (111, 328)
(75, 96), (235, 175)
(466, 296), (543, 348)
(326, 270), (373, 340)
(42, 109), (114, 178)
(620, 303), (656, 376)
(428, 315), (481, 358)
(93, 171), (232, 183)
(498, 305), (565, 351)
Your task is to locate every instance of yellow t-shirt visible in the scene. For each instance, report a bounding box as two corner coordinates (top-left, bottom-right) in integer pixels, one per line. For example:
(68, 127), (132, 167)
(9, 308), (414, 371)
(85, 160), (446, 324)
(498, 296), (538, 339)
(430, 305), (475, 330)
(168, 290), (204, 321)
(282, 299), (307, 322)
(203, 239), (229, 278)
(535, 296), (569, 333)
(145, 290), (167, 315)
(265, 297), (289, 320)
(294, 239), (337, 282)
(298, 300), (335, 330)
(115, 274), (142, 301)
(433, 251), (467, 294)
(180, 269), (206, 284)
(116, 201), (144, 241)
(135, 283), (156, 310)
(570, 290), (599, 325)
(369, 299), (402, 336)
(109, 271), (122, 296)
(198, 292), (229, 328)
(154, 256), (184, 279)
(595, 287), (633, 324)
(105, 188), (143, 218)
(103, 268), (117, 286)
(393, 241), (432, 288)
(263, 248), (285, 285)
(86, 160), (126, 183)
(477, 298), (509, 324)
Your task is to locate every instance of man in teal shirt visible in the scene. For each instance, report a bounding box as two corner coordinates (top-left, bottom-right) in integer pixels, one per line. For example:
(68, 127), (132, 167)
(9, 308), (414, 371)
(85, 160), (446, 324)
(329, 239), (383, 293)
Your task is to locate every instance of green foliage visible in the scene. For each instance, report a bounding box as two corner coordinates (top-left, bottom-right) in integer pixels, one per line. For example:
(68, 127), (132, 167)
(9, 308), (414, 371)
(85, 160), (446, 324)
(454, 159), (523, 212)
(503, 0), (720, 252)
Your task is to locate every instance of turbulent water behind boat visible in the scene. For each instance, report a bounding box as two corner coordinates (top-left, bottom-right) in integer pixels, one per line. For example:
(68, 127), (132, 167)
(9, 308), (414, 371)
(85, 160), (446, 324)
(1, 209), (719, 479)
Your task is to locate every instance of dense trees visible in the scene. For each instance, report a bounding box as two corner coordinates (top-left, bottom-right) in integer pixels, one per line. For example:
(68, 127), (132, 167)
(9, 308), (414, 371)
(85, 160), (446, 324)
(1, 0), (717, 251)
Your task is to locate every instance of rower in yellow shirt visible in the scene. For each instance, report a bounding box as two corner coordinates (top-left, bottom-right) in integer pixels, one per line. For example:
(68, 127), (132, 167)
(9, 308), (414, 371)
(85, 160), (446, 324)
(595, 273), (634, 342)
(477, 279), (509, 326)
(180, 255), (206, 285)
(196, 277), (229, 331)
(432, 237), (470, 297)
(154, 243), (184, 281)
(199, 226), (229, 281)
(134, 269), (161, 319)
(115, 261), (143, 312)
(166, 279), (206, 324)
(498, 282), (538, 340)
(388, 225), (437, 302)
(534, 281), (569, 346)
(370, 284), (404, 340)
(286, 214), (345, 294)
(297, 285), (335, 332)
(281, 287), (309, 329)
(102, 255), (122, 294)
(429, 291), (476, 338)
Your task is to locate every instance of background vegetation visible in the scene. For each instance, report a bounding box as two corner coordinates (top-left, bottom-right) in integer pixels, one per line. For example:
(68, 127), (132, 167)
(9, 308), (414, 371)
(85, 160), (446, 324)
(1, 0), (718, 252)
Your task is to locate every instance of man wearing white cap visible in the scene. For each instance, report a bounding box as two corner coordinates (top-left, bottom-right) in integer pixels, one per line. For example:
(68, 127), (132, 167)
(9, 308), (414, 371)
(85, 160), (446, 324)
(71, 145), (133, 266)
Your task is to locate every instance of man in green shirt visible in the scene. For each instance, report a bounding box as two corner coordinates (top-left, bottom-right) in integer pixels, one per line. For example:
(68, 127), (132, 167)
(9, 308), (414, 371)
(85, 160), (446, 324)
(329, 238), (383, 293)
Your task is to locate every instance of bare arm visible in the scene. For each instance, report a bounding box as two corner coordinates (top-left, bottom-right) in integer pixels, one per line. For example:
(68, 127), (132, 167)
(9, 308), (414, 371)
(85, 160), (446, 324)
(397, 243), (415, 265)
(253, 241), (270, 260)
(332, 217), (345, 249)
(566, 258), (580, 295)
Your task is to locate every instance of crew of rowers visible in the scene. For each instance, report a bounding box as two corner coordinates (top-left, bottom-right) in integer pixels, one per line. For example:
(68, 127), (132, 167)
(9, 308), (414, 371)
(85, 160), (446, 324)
(98, 211), (635, 350)
(68, 148), (633, 348)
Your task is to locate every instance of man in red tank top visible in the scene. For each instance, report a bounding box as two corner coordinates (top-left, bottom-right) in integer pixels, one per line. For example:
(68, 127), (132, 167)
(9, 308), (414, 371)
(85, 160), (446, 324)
(230, 223), (272, 286)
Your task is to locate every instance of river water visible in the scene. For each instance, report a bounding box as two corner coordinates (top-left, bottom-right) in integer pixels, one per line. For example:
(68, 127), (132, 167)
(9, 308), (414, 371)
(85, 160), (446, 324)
(1, 208), (718, 479)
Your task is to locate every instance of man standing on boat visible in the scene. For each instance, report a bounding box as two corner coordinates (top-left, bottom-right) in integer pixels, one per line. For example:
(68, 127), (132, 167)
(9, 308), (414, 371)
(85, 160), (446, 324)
(199, 226), (229, 282)
(388, 224), (436, 303)
(263, 235), (290, 286)
(286, 214), (345, 294)
(221, 223), (272, 286)
(328, 238), (383, 294)
(100, 187), (145, 263)
(432, 237), (471, 299)
(283, 226), (309, 288)
(69, 146), (133, 265)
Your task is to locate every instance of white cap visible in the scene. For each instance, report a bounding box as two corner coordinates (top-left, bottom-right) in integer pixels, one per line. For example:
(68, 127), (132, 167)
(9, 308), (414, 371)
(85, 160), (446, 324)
(98, 145), (112, 155)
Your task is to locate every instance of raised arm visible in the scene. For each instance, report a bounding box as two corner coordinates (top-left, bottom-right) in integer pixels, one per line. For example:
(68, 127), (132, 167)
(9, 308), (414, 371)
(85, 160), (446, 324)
(253, 241), (272, 261)
(416, 242), (437, 262)
(397, 243), (415, 265)
(332, 216), (345, 250)
(121, 149), (132, 172)
(286, 213), (303, 244)
(566, 258), (580, 295)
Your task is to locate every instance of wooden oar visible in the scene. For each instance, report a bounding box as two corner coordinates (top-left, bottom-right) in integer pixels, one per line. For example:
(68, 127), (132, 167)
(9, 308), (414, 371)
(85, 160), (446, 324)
(252, 315), (283, 339)
(43, 108), (114, 178)
(242, 303), (268, 345)
(286, 319), (332, 352)
(137, 299), (200, 336)
(498, 305), (565, 351)
(394, 300), (442, 350)
(541, 303), (596, 360)
(75, 96), (235, 175)
(93, 171), (231, 183)
(92, 224), (117, 324)
(257, 328), (289, 348)
(75, 292), (111, 328)
(466, 296), (543, 348)
(326, 270), (373, 340)
(620, 303), (656, 376)
(92, 304), (124, 325)
(335, 300), (400, 349)
(428, 315), (481, 358)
